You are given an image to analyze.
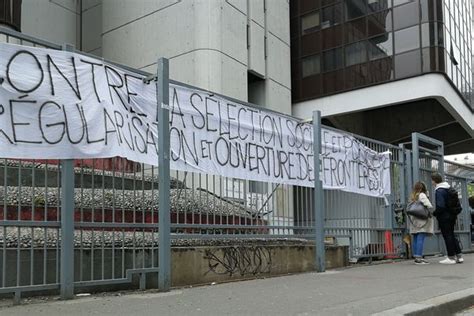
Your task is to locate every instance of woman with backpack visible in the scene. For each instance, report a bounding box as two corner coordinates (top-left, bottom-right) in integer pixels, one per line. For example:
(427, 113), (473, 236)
(408, 181), (434, 265)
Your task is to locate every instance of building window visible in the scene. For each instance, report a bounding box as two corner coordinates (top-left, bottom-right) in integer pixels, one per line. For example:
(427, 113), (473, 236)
(395, 49), (421, 78)
(368, 0), (393, 12)
(420, 0), (443, 22)
(345, 0), (367, 20)
(301, 11), (320, 34)
(301, 31), (321, 55)
(421, 22), (444, 47)
(322, 4), (343, 28)
(368, 10), (392, 37)
(368, 33), (393, 60)
(345, 41), (368, 66)
(302, 54), (321, 77)
(393, 1), (419, 30)
(345, 17), (367, 44)
(394, 25), (420, 54)
(323, 48), (344, 72)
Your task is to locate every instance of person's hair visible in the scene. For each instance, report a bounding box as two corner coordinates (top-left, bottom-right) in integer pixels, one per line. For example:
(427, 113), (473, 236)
(410, 181), (427, 201)
(469, 196), (474, 209)
(431, 173), (443, 184)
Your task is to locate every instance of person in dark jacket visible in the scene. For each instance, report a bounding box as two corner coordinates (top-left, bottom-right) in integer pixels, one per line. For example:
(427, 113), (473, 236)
(470, 196), (474, 243)
(431, 173), (463, 264)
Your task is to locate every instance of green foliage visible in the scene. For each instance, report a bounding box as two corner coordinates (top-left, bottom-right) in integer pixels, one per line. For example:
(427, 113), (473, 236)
(34, 195), (45, 206)
(468, 184), (474, 197)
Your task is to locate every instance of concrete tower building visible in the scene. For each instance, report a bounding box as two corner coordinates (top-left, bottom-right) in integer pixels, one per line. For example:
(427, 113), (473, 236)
(5, 0), (291, 116)
(100, 1), (291, 115)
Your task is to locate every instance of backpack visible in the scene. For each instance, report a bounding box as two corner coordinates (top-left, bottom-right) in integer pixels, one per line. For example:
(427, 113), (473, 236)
(446, 187), (462, 215)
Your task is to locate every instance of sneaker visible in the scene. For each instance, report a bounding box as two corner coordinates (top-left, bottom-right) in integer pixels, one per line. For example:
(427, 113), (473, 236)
(414, 258), (429, 265)
(439, 257), (456, 264)
(456, 257), (464, 264)
(421, 258), (430, 264)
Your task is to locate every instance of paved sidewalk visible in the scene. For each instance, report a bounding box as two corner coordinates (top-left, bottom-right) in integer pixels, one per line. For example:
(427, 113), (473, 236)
(2, 254), (473, 316)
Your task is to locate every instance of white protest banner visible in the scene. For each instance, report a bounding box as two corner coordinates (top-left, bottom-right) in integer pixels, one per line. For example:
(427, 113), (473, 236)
(0, 42), (391, 197)
(0, 42), (159, 165)
(320, 128), (391, 197)
(168, 84), (315, 187)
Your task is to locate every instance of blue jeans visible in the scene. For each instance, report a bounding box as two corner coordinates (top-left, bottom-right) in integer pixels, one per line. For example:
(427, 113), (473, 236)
(412, 233), (427, 258)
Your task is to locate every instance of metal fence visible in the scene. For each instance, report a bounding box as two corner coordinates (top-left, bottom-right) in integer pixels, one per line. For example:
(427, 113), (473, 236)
(0, 27), (473, 301)
(0, 159), (162, 297)
(0, 29), (64, 300)
(0, 27), (166, 300)
(413, 134), (474, 255)
(322, 127), (406, 260)
(444, 160), (473, 251)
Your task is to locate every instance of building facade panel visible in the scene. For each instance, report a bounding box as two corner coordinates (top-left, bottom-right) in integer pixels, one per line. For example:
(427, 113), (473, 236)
(267, 32), (292, 90)
(248, 21), (266, 76)
(219, 1), (248, 65)
(21, 0), (79, 46)
(226, 0), (247, 13)
(249, 0), (265, 26)
(81, 0), (102, 54)
(101, 1), (195, 68)
(264, 79), (292, 115)
(83, 0), (101, 11)
(267, 0), (291, 43)
(102, 0), (177, 34)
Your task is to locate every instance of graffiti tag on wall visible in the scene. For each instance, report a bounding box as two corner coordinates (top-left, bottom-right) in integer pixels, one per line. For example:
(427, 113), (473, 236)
(203, 246), (272, 277)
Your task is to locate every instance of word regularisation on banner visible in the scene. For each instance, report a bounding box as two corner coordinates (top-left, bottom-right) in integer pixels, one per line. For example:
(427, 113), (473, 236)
(0, 44), (159, 165)
(0, 42), (391, 197)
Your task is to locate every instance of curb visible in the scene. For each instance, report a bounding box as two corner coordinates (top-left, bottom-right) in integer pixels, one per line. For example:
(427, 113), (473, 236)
(372, 288), (474, 316)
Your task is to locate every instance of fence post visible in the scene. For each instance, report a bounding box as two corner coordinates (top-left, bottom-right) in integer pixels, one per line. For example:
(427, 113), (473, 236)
(157, 58), (171, 291)
(405, 149), (413, 198)
(312, 110), (325, 272)
(398, 145), (407, 208)
(460, 179), (470, 239)
(411, 133), (419, 185)
(60, 43), (75, 299)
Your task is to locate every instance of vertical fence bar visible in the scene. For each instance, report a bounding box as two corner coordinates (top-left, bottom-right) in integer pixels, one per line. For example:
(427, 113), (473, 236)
(460, 179), (469, 233)
(438, 144), (445, 177)
(398, 145), (406, 208)
(60, 43), (75, 299)
(313, 111), (325, 272)
(405, 150), (413, 199)
(411, 133), (419, 185)
(157, 58), (171, 291)
(60, 159), (74, 298)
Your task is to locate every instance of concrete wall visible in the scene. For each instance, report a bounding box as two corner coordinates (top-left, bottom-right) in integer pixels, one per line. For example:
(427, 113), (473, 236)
(0, 244), (348, 291)
(172, 244), (347, 286)
(100, 0), (291, 114)
(16, 0), (292, 114)
(21, 0), (80, 47)
(81, 0), (102, 56)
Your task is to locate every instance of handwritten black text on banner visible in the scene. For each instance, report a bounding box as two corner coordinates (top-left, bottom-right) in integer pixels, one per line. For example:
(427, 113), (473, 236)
(0, 43), (390, 197)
